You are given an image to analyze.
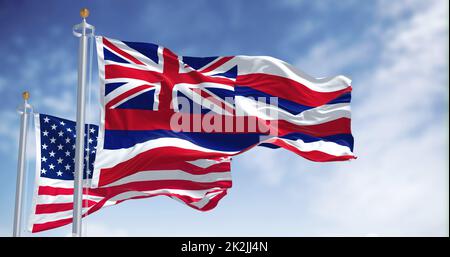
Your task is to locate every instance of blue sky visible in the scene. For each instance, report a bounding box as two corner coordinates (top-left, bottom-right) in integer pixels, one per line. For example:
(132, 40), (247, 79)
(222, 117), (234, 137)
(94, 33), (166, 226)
(0, 0), (448, 236)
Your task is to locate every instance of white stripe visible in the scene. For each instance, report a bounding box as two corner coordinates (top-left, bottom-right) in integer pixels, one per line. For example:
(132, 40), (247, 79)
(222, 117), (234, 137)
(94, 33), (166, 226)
(94, 137), (238, 173)
(28, 114), (42, 232)
(102, 170), (232, 187)
(268, 137), (353, 157)
(170, 190), (223, 209)
(91, 36), (107, 188)
(187, 157), (230, 168)
(235, 96), (351, 125)
(35, 194), (103, 205)
(188, 190), (223, 209)
(233, 55), (351, 92)
(37, 177), (93, 189)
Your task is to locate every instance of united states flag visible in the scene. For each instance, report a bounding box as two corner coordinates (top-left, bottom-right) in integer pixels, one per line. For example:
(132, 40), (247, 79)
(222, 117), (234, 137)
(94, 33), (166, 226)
(28, 114), (104, 232)
(92, 36), (355, 192)
(29, 114), (231, 233)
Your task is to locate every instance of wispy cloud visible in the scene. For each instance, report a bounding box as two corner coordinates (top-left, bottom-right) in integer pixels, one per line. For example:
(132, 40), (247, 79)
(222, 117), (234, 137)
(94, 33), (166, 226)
(236, 0), (448, 236)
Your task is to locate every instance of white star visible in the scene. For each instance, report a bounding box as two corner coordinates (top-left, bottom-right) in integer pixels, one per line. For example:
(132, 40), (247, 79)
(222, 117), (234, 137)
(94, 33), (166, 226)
(67, 128), (72, 132)
(50, 137), (56, 143)
(72, 144), (76, 149)
(85, 147), (90, 151)
(65, 150), (71, 156)
(57, 144), (63, 150)
(86, 170), (91, 175)
(57, 158), (63, 164)
(57, 170), (63, 176)
(58, 131), (64, 137)
(49, 164), (55, 170)
(64, 164), (71, 170)
(43, 117), (50, 123)
(65, 137), (71, 143)
(43, 130), (49, 136)
(88, 138), (93, 144)
(41, 168), (47, 174)
(91, 150), (96, 154)
(41, 156), (47, 162)
(49, 151), (56, 157)
(84, 155), (89, 161)
(90, 128), (95, 133)
(51, 124), (57, 130)
(42, 144), (48, 150)
(60, 121), (65, 126)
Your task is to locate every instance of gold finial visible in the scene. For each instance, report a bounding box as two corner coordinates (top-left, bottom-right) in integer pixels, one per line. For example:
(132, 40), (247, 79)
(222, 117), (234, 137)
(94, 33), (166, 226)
(80, 8), (89, 19)
(22, 91), (30, 101)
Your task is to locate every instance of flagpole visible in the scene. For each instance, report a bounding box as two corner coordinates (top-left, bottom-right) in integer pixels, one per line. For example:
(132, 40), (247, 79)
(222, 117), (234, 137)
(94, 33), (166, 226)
(72, 8), (94, 237)
(13, 91), (31, 237)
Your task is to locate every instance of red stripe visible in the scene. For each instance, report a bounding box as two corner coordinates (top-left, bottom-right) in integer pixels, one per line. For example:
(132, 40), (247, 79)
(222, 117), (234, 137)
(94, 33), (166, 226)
(106, 84), (155, 109)
(236, 73), (352, 107)
(270, 138), (356, 162)
(105, 109), (351, 137)
(37, 186), (105, 196)
(276, 118), (351, 138)
(103, 37), (145, 65)
(32, 217), (73, 233)
(200, 56), (234, 73)
(35, 200), (97, 214)
(105, 64), (162, 83)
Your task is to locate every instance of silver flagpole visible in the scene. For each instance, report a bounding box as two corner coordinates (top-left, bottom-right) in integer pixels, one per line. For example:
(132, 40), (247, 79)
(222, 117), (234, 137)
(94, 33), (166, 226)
(13, 91), (31, 237)
(72, 8), (94, 237)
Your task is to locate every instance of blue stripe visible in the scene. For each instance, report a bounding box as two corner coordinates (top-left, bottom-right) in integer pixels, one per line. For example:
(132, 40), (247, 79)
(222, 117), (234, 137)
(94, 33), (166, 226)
(328, 92), (351, 105)
(204, 87), (235, 100)
(104, 130), (262, 152)
(235, 86), (351, 115)
(104, 130), (353, 152)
